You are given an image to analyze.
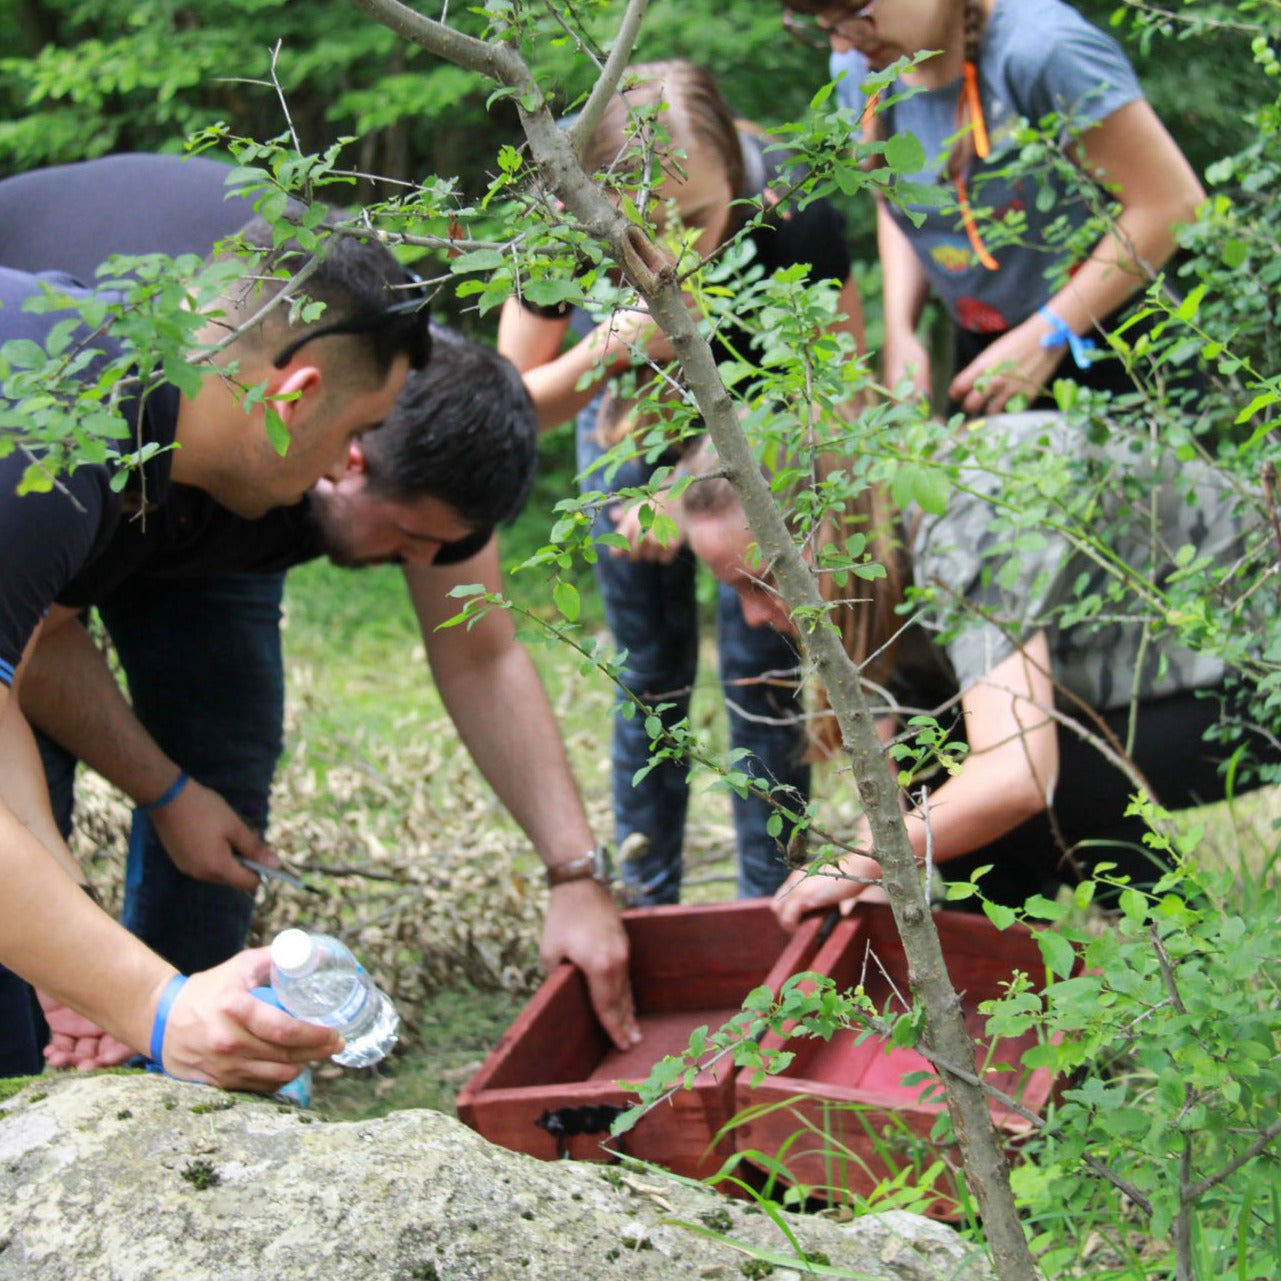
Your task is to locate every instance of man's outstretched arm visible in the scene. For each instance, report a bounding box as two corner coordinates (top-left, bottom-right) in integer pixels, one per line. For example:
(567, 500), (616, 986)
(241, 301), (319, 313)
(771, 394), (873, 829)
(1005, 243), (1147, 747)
(403, 539), (640, 1050)
(20, 606), (269, 891)
(0, 638), (340, 1088)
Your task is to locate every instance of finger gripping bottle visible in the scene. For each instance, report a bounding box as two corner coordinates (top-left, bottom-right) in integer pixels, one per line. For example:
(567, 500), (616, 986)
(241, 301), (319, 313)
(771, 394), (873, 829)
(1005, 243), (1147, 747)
(269, 929), (399, 1068)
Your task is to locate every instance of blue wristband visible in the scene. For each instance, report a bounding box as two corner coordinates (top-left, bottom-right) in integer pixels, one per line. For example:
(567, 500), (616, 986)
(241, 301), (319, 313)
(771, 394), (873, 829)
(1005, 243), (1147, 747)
(1038, 305), (1095, 370)
(149, 974), (188, 1067)
(139, 771), (190, 814)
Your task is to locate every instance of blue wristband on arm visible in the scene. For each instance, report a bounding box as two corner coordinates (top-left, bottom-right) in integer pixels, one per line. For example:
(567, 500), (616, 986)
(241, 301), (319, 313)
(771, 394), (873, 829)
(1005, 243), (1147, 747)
(1038, 305), (1096, 370)
(148, 974), (188, 1067)
(139, 771), (190, 814)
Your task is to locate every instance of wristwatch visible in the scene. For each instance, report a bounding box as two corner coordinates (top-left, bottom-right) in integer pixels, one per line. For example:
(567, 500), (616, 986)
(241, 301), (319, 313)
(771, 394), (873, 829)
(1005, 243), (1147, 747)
(545, 845), (613, 888)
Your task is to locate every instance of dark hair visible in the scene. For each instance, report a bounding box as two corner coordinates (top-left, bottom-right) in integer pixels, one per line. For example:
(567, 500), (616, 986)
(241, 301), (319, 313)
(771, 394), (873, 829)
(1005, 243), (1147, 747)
(215, 214), (431, 387)
(359, 326), (537, 528)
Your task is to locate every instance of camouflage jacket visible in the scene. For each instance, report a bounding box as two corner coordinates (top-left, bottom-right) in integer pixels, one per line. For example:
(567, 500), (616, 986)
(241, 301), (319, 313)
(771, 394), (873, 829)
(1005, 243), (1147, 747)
(905, 412), (1248, 712)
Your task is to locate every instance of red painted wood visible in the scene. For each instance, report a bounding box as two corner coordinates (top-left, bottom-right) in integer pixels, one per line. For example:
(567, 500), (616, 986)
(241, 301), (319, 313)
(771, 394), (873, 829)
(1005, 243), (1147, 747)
(734, 903), (1067, 1217)
(456, 899), (830, 1179)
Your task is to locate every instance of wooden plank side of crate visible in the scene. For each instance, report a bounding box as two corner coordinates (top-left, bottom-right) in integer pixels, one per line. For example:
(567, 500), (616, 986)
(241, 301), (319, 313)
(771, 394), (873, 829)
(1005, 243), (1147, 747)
(456, 900), (834, 1178)
(733, 904), (1064, 1215)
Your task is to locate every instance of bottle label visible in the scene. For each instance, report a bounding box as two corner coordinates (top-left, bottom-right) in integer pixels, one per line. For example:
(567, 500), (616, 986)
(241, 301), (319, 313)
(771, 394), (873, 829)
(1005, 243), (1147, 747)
(332, 982), (368, 1026)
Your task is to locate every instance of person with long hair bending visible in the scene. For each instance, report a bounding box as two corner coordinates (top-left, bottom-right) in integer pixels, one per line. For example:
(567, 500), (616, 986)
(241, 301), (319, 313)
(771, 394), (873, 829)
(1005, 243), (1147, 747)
(676, 414), (1269, 929)
(779, 0), (1205, 415)
(499, 60), (864, 903)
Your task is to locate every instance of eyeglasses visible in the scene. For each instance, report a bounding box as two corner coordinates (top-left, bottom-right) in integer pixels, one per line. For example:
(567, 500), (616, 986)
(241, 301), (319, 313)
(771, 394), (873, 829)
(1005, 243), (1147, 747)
(271, 295), (434, 371)
(782, 4), (876, 49)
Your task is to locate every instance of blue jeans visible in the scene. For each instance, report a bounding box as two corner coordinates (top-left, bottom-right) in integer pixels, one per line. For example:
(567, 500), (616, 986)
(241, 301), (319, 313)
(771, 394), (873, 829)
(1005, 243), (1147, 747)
(40, 571), (285, 975)
(578, 409), (810, 904)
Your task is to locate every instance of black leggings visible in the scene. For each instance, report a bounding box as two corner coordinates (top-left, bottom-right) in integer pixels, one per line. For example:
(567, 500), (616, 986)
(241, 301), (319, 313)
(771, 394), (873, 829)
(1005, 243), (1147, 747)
(943, 686), (1270, 907)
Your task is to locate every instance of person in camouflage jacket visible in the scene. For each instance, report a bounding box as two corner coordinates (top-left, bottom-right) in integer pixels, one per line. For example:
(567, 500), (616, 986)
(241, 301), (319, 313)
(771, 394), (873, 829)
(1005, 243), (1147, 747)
(676, 412), (1272, 921)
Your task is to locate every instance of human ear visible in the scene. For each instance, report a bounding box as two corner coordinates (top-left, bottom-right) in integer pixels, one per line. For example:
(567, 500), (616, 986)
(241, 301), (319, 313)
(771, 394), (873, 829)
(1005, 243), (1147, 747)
(267, 364), (323, 431)
(345, 439), (368, 475)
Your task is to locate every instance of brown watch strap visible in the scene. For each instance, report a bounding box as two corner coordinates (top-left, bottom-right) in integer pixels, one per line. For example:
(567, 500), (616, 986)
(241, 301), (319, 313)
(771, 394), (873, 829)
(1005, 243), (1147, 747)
(545, 849), (605, 888)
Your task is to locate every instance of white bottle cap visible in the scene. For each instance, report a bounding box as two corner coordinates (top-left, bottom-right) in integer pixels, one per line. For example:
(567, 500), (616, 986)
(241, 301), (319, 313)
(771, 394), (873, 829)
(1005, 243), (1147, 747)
(271, 928), (318, 978)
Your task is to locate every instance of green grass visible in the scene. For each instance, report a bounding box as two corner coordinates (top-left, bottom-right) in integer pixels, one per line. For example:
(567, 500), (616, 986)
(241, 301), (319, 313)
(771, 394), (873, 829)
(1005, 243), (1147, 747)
(311, 983), (528, 1120)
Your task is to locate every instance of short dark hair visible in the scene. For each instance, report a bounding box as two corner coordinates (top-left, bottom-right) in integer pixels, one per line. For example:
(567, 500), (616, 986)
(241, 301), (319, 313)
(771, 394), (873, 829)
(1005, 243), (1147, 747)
(215, 214), (431, 386)
(360, 326), (537, 529)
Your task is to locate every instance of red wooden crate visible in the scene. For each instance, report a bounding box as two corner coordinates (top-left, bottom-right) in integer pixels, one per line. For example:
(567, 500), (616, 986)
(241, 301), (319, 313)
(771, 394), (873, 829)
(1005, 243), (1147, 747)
(456, 900), (831, 1179)
(733, 904), (1064, 1217)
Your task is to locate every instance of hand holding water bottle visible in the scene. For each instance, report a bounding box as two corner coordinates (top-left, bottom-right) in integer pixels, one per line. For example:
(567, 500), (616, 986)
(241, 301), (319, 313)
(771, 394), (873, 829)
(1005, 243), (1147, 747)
(269, 929), (399, 1068)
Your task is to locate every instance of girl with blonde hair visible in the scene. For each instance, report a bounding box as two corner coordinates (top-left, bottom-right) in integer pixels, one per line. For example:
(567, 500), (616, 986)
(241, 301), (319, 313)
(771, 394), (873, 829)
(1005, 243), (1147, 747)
(499, 60), (864, 904)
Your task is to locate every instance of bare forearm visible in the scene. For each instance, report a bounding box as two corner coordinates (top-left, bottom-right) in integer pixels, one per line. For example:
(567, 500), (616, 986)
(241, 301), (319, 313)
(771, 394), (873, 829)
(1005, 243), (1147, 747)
(407, 557), (596, 866)
(497, 297), (598, 431)
(878, 200), (930, 340)
(1, 695), (85, 880)
(1, 680), (174, 1051)
(21, 618), (180, 805)
(435, 640), (596, 865)
(1047, 203), (1197, 335)
(0, 803), (171, 1052)
(1051, 99), (1206, 334)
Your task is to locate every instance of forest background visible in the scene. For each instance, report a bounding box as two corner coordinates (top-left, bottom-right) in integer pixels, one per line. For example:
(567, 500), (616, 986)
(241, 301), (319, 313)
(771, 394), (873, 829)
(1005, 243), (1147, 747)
(2, 0), (1271, 619)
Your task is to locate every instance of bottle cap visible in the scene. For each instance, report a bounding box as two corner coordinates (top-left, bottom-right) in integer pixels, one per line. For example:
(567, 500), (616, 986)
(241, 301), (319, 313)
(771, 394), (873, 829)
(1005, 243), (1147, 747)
(271, 928), (317, 977)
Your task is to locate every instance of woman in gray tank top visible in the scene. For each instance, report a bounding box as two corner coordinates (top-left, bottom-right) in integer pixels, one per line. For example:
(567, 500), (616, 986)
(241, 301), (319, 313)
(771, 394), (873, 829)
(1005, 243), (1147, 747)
(781, 0), (1205, 417)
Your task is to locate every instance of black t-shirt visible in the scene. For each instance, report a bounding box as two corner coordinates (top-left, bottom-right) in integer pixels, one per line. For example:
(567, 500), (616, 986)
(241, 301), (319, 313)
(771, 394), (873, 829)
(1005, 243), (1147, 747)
(0, 153), (257, 285)
(0, 267), (178, 684)
(0, 153), (488, 597)
(0, 154), (316, 614)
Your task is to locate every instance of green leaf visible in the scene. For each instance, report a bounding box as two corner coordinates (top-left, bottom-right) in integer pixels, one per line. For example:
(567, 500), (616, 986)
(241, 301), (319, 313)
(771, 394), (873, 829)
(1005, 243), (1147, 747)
(449, 247), (507, 274)
(264, 407), (290, 457)
(984, 902), (1017, 931)
(1221, 239), (1248, 269)
(1235, 391), (1278, 424)
(913, 467), (950, 515)
(1036, 928), (1077, 979)
(1175, 283), (1206, 322)
(17, 461), (55, 494)
(884, 132), (925, 175)
(1119, 888), (1149, 926)
(553, 579), (580, 623)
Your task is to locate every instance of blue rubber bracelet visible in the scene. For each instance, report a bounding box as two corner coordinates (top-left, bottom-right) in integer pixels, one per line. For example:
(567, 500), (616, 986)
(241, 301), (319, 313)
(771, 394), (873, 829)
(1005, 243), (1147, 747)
(149, 974), (188, 1067)
(139, 771), (190, 814)
(1037, 305), (1095, 370)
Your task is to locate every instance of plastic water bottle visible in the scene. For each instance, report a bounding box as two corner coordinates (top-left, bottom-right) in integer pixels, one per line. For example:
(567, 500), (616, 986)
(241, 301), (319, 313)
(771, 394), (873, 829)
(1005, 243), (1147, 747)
(269, 929), (399, 1068)
(250, 988), (313, 1106)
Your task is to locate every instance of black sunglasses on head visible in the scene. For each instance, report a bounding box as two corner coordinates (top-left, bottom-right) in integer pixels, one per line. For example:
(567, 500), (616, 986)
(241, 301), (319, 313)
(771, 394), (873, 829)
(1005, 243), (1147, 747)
(271, 295), (434, 371)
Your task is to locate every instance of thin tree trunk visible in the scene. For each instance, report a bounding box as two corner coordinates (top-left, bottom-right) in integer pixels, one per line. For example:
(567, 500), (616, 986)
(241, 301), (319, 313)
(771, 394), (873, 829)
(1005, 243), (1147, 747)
(350, 1), (1043, 1273)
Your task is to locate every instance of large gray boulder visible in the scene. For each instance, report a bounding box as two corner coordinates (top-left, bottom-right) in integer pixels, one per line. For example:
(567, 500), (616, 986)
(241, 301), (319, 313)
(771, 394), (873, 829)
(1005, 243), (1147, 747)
(0, 1075), (994, 1280)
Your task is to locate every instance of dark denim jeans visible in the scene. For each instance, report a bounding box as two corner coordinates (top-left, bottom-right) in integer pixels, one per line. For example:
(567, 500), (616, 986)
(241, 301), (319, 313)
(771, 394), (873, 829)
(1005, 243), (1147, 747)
(41, 571), (285, 975)
(577, 408), (810, 904)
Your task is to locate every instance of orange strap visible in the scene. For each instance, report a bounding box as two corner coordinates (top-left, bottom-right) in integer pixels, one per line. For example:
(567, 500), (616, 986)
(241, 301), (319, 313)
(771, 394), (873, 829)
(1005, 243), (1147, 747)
(955, 60), (997, 270)
(860, 90), (882, 141)
(955, 174), (999, 270)
(962, 61), (990, 158)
